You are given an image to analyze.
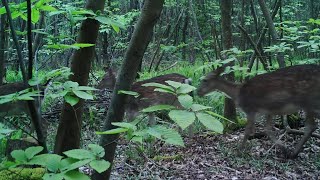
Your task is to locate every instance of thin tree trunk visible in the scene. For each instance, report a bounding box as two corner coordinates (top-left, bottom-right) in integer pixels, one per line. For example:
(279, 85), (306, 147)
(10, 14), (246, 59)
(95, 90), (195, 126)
(0, 14), (6, 85)
(220, 0), (237, 122)
(93, 1), (164, 179)
(54, 0), (106, 155)
(258, 0), (285, 68)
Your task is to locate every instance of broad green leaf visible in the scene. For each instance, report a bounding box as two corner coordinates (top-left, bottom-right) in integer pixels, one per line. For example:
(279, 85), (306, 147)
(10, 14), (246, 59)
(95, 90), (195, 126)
(73, 90), (93, 100)
(96, 127), (128, 135)
(49, 10), (65, 16)
(64, 81), (79, 89)
(25, 146), (43, 159)
(148, 125), (184, 146)
(165, 80), (183, 89)
(88, 144), (105, 158)
(43, 173), (64, 180)
(142, 83), (175, 92)
(31, 9), (40, 23)
(90, 160), (110, 173)
(65, 95), (79, 106)
(131, 136), (143, 144)
(60, 158), (78, 169)
(63, 149), (94, 160)
(191, 104), (212, 111)
(169, 110), (195, 130)
(153, 88), (175, 94)
(178, 94), (193, 109)
(196, 112), (224, 133)
(141, 105), (176, 113)
(62, 159), (91, 172)
(176, 84), (196, 94)
(63, 170), (90, 180)
(39, 5), (57, 11)
(112, 122), (137, 131)
(45, 154), (63, 173)
(11, 150), (27, 162)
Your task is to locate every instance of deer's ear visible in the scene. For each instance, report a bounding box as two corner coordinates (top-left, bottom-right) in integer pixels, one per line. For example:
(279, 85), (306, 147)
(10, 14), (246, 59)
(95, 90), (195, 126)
(213, 66), (225, 76)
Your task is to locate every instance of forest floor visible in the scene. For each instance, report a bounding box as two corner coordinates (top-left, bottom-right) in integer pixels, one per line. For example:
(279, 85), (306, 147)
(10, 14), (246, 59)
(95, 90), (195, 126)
(44, 90), (320, 180)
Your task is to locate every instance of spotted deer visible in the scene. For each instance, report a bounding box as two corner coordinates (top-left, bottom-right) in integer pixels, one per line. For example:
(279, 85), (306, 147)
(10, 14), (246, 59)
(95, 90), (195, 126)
(197, 64), (320, 158)
(98, 69), (193, 132)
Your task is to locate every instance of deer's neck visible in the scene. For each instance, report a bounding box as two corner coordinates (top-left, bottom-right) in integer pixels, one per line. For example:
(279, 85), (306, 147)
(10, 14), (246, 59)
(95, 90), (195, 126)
(216, 79), (241, 104)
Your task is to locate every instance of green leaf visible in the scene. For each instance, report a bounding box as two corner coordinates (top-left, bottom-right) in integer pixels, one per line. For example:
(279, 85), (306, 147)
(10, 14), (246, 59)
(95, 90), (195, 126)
(148, 125), (184, 146)
(72, 43), (95, 48)
(96, 127), (128, 135)
(39, 5), (57, 11)
(141, 105), (176, 113)
(64, 81), (79, 89)
(176, 84), (196, 94)
(45, 154), (63, 173)
(25, 146), (43, 159)
(153, 88), (175, 94)
(77, 86), (97, 91)
(11, 150), (27, 162)
(63, 170), (90, 180)
(165, 80), (183, 89)
(73, 90), (93, 100)
(169, 110), (195, 130)
(63, 149), (94, 160)
(112, 122), (137, 131)
(90, 160), (110, 173)
(191, 104), (212, 111)
(88, 144), (105, 158)
(65, 95), (79, 106)
(131, 136), (143, 144)
(196, 112), (224, 133)
(62, 159), (91, 172)
(118, 90), (139, 97)
(43, 173), (64, 180)
(142, 83), (175, 92)
(178, 94), (193, 109)
(31, 9), (40, 23)
(205, 111), (232, 123)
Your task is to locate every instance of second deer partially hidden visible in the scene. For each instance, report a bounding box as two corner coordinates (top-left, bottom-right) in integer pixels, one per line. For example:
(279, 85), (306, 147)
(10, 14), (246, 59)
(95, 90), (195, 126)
(197, 64), (320, 158)
(98, 69), (192, 124)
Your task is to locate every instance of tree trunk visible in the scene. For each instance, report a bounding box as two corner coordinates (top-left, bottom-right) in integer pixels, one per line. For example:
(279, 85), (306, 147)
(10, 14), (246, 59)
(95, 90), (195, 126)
(220, 0), (237, 122)
(258, 0), (285, 68)
(0, 14), (6, 85)
(92, 1), (164, 179)
(54, 0), (106, 154)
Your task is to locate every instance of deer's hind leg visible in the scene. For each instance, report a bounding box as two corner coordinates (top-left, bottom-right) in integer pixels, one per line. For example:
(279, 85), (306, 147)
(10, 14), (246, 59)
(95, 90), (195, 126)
(288, 111), (317, 158)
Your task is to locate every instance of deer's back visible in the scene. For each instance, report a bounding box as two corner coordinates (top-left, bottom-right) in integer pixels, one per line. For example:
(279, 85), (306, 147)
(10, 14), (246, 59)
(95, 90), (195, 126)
(128, 73), (190, 110)
(239, 64), (320, 114)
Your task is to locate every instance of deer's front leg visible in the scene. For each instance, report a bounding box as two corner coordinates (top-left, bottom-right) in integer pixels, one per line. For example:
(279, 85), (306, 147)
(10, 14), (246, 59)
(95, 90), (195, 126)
(239, 113), (256, 150)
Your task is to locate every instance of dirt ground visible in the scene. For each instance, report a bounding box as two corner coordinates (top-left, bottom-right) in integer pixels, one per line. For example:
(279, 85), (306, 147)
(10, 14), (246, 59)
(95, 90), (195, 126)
(44, 90), (320, 180)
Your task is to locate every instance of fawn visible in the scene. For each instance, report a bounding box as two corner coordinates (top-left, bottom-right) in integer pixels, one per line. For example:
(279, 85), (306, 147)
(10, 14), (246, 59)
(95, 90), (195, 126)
(197, 64), (320, 158)
(97, 69), (192, 126)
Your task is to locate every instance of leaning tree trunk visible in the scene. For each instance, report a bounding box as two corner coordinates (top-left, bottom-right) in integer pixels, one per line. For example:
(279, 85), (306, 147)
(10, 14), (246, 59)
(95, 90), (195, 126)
(92, 1), (164, 179)
(258, 0), (285, 68)
(220, 0), (237, 122)
(54, 0), (106, 154)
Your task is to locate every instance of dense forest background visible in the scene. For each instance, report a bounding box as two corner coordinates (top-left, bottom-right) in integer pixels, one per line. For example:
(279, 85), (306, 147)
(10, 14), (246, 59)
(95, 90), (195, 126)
(0, 0), (319, 179)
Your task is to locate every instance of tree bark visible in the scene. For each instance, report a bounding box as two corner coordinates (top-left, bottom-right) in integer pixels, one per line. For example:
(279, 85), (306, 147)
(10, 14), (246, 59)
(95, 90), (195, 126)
(220, 0), (237, 122)
(92, 1), (164, 179)
(0, 14), (6, 85)
(54, 0), (106, 154)
(258, 0), (285, 68)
